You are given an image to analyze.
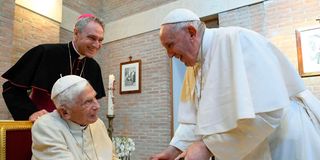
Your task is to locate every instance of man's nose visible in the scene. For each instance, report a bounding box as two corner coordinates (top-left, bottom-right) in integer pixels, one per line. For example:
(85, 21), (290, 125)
(93, 40), (101, 48)
(92, 99), (100, 109)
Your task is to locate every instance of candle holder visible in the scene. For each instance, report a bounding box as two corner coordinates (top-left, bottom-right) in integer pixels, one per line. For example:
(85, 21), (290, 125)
(106, 114), (115, 139)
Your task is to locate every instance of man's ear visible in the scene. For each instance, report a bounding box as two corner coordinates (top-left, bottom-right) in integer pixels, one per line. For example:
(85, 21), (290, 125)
(57, 106), (71, 119)
(187, 25), (197, 38)
(74, 28), (79, 36)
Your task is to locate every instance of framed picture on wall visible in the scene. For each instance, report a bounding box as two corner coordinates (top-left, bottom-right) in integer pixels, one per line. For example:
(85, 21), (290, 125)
(120, 59), (141, 94)
(296, 25), (320, 77)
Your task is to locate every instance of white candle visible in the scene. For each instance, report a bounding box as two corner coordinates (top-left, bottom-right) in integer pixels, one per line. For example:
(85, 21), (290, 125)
(108, 90), (114, 116)
(108, 74), (115, 88)
(108, 74), (115, 116)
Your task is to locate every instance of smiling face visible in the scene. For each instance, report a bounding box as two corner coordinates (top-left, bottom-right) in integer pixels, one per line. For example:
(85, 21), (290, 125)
(160, 23), (200, 66)
(73, 21), (104, 58)
(66, 84), (100, 125)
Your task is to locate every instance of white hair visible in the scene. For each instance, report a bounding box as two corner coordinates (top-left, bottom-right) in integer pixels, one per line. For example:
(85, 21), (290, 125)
(168, 20), (202, 32)
(52, 80), (89, 109)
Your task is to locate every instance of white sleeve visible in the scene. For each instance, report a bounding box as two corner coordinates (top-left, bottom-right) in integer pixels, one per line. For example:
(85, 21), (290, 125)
(169, 123), (202, 151)
(203, 109), (283, 159)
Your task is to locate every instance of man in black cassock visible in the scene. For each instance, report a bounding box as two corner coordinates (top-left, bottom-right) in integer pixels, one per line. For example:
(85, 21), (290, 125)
(2, 14), (106, 121)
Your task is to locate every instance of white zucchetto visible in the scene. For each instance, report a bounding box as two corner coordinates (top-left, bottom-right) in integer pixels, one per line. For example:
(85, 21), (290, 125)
(51, 75), (87, 99)
(161, 8), (200, 25)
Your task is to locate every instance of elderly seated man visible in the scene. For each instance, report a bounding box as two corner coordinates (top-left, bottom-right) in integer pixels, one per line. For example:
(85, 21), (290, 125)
(31, 75), (119, 160)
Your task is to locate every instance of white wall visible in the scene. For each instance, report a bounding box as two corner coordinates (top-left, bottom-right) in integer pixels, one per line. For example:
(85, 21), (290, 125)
(15, 0), (62, 22)
(104, 0), (264, 43)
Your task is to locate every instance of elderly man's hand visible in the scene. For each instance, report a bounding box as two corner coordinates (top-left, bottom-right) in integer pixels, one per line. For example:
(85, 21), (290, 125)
(29, 109), (48, 122)
(174, 141), (212, 160)
(150, 146), (182, 160)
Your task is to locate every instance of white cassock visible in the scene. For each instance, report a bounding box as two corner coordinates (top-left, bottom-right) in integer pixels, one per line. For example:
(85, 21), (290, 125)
(170, 26), (320, 160)
(31, 110), (119, 160)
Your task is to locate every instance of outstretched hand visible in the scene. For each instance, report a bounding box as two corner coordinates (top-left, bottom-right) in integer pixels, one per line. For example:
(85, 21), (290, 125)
(175, 141), (212, 160)
(150, 146), (182, 160)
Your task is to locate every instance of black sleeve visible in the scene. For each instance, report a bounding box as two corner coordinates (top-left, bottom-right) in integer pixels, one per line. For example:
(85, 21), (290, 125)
(2, 81), (38, 120)
(84, 59), (106, 99)
(93, 65), (106, 99)
(1, 45), (44, 87)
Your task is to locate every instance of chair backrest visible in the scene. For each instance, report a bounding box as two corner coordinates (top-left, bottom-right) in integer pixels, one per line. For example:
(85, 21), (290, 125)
(0, 121), (33, 160)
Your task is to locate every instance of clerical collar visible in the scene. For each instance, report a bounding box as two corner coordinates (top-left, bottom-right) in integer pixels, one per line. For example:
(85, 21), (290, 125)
(72, 41), (85, 59)
(65, 119), (88, 131)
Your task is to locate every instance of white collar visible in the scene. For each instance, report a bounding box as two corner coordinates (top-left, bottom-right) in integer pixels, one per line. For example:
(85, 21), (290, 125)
(65, 119), (88, 131)
(72, 41), (85, 59)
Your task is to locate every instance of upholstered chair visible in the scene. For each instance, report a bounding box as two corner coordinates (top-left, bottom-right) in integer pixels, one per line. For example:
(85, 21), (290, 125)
(0, 121), (33, 160)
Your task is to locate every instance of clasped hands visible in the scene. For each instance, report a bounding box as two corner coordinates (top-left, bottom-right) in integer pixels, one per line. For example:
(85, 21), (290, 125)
(150, 140), (212, 160)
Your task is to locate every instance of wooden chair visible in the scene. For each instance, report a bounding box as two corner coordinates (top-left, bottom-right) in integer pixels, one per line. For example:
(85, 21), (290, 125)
(0, 121), (33, 160)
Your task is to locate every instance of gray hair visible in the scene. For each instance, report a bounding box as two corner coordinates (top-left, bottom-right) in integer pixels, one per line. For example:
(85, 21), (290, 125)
(52, 80), (89, 109)
(75, 16), (105, 32)
(167, 20), (202, 32)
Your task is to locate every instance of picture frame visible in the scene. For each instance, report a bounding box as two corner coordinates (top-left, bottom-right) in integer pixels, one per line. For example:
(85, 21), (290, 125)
(296, 25), (320, 77)
(120, 59), (141, 94)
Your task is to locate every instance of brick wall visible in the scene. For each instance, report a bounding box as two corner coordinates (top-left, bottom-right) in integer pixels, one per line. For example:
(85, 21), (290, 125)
(0, 0), (15, 119)
(60, 27), (73, 43)
(0, 5), (60, 119)
(219, 0), (320, 98)
(63, 0), (103, 18)
(13, 5), (60, 59)
(101, 30), (171, 160)
(1, 1), (320, 159)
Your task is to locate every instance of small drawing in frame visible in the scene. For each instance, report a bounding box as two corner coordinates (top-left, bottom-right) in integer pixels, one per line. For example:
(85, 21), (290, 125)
(120, 59), (141, 94)
(296, 25), (320, 77)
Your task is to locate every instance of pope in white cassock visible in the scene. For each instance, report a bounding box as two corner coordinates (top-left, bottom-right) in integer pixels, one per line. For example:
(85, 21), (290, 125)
(150, 8), (320, 160)
(31, 75), (119, 160)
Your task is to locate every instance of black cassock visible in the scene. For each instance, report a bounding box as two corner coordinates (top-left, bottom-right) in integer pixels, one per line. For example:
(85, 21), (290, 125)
(2, 41), (105, 120)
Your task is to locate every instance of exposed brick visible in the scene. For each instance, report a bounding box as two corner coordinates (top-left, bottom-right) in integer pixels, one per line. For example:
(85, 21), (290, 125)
(0, 0), (15, 119)
(101, 30), (171, 160)
(60, 27), (73, 43)
(2, 1), (320, 160)
(63, 0), (103, 18)
(0, 5), (60, 120)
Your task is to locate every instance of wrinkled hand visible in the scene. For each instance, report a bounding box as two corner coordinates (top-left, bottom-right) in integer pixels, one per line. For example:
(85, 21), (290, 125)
(29, 109), (48, 122)
(150, 146), (182, 160)
(175, 141), (212, 160)
(174, 151), (186, 160)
